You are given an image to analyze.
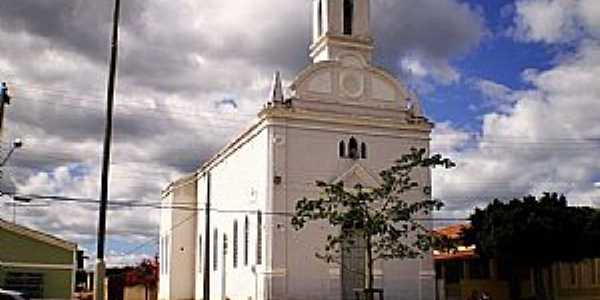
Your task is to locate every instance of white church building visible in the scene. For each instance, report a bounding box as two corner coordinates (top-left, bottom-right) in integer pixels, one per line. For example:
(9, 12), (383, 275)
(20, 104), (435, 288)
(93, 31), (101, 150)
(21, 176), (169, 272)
(159, 0), (437, 299)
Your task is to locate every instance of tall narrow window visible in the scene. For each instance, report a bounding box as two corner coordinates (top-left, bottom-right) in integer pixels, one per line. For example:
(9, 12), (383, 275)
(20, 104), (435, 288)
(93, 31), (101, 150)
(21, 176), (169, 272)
(348, 137), (358, 159)
(223, 234), (228, 258)
(165, 235), (169, 273)
(317, 0), (323, 37)
(160, 237), (164, 274)
(343, 0), (354, 35)
(233, 220), (239, 268)
(244, 216), (249, 266)
(213, 229), (218, 271)
(339, 141), (346, 158)
(361, 142), (367, 159)
(198, 235), (203, 273)
(256, 211), (263, 265)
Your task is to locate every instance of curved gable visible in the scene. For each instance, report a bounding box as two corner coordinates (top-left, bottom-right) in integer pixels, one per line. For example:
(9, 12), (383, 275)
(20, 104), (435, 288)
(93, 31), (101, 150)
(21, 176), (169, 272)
(290, 54), (416, 112)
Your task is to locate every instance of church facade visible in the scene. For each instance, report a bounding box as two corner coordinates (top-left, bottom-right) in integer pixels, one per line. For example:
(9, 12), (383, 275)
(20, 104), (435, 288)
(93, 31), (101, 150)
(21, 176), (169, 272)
(159, 0), (436, 299)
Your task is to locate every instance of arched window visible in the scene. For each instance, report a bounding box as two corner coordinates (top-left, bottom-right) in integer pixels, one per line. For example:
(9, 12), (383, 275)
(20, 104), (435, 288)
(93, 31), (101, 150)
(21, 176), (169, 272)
(361, 142), (367, 159)
(160, 237), (164, 274)
(198, 235), (203, 273)
(343, 0), (354, 35)
(339, 140), (346, 158)
(256, 211), (263, 265)
(244, 216), (249, 266)
(233, 220), (238, 268)
(165, 235), (169, 273)
(213, 229), (218, 271)
(317, 0), (323, 37)
(348, 137), (358, 159)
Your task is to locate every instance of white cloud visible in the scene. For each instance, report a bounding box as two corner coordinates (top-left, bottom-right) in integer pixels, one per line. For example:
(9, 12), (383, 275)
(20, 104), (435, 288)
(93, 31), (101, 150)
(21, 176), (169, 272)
(401, 57), (429, 78)
(0, 0), (485, 258)
(434, 41), (600, 214)
(431, 122), (472, 154)
(511, 0), (600, 43)
(474, 80), (513, 102)
(86, 251), (153, 269)
(401, 56), (461, 86)
(578, 0), (600, 38)
(471, 79), (520, 112)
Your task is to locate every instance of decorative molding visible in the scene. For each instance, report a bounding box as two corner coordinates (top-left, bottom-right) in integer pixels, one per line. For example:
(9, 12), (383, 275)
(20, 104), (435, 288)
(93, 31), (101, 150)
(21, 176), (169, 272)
(333, 163), (381, 188)
(340, 70), (364, 99)
(261, 107), (433, 133)
(268, 121), (431, 142)
(262, 268), (287, 277)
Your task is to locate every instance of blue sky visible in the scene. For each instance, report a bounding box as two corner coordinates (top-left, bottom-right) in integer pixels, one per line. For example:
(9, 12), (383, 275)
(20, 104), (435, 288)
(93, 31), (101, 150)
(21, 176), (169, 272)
(424, 0), (558, 131)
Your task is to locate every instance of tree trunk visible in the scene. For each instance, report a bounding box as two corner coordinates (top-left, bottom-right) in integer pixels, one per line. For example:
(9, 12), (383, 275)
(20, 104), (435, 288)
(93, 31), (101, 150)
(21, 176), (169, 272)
(533, 265), (548, 300)
(365, 233), (374, 300)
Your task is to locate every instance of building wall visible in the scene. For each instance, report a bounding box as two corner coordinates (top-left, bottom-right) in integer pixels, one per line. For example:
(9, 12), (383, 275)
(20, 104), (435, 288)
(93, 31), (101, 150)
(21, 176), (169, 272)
(436, 258), (600, 300)
(0, 267), (73, 299)
(195, 127), (270, 300)
(555, 259), (600, 300)
(125, 285), (158, 300)
(159, 192), (173, 300)
(159, 178), (197, 300)
(0, 227), (75, 299)
(269, 119), (431, 300)
(0, 228), (73, 264)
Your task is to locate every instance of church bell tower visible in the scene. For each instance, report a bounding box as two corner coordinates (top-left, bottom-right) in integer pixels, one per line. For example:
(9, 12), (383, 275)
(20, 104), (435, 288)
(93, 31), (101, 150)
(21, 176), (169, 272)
(310, 0), (374, 64)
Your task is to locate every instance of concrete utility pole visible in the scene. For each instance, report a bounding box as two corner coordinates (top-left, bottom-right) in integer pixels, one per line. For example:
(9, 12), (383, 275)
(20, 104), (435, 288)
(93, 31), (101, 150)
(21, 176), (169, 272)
(95, 0), (121, 299)
(0, 83), (22, 224)
(0, 82), (11, 134)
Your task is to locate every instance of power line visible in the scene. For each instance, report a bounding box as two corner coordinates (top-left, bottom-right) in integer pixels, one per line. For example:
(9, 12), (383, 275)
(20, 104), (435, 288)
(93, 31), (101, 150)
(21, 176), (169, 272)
(0, 192), (456, 214)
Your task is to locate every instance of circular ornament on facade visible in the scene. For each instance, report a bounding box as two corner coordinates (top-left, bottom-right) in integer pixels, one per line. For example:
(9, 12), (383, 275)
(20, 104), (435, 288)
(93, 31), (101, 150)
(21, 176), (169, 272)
(340, 70), (364, 99)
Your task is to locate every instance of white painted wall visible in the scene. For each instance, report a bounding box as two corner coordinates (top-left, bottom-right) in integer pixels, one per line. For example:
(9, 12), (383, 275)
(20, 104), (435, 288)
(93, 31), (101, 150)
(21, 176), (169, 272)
(159, 192), (173, 300)
(268, 120), (432, 300)
(195, 128), (270, 300)
(162, 112), (433, 300)
(159, 178), (197, 300)
(161, 0), (436, 298)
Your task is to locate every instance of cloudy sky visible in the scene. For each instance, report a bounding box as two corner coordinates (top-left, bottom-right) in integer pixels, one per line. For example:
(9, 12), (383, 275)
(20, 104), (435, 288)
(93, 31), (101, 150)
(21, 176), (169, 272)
(0, 0), (598, 266)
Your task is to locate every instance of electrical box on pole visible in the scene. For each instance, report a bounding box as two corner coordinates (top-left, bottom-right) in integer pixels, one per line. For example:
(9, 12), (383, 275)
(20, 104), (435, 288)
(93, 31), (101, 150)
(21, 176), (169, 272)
(0, 82), (12, 136)
(0, 82), (10, 105)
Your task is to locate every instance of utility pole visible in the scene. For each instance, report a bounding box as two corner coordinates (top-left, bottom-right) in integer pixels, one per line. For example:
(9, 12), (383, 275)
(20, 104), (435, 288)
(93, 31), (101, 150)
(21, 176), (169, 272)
(95, 0), (121, 299)
(0, 82), (11, 134)
(203, 172), (212, 300)
(0, 83), (16, 222)
(0, 82), (11, 184)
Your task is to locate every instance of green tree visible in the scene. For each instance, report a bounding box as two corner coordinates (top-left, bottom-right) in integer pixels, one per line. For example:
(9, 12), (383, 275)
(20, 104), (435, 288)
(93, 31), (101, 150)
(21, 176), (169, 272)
(463, 193), (600, 300)
(291, 148), (454, 300)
